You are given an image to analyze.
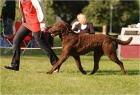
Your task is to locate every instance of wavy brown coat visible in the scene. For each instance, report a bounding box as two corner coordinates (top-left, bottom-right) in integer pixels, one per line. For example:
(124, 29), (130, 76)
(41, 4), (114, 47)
(47, 21), (133, 75)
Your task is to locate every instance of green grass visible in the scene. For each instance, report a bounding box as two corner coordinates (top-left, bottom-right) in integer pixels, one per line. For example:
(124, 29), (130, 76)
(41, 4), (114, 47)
(1, 36), (140, 95)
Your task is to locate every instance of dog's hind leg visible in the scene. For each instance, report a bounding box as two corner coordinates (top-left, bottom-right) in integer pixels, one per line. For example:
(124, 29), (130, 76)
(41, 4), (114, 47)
(111, 56), (126, 75)
(90, 52), (104, 75)
(73, 56), (87, 74)
(105, 50), (126, 75)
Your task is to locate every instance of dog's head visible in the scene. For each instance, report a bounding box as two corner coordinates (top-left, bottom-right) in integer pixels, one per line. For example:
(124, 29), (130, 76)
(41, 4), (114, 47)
(48, 21), (73, 37)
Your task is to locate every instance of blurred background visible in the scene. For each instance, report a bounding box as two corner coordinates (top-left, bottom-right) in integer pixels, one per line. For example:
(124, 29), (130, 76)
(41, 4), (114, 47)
(0, 0), (139, 34)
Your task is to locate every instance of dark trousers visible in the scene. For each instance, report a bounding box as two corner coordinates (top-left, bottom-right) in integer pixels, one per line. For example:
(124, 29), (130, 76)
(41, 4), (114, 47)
(11, 24), (58, 69)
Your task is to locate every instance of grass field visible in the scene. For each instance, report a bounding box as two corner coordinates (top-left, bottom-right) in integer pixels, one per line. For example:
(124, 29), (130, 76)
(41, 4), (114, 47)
(1, 36), (140, 95)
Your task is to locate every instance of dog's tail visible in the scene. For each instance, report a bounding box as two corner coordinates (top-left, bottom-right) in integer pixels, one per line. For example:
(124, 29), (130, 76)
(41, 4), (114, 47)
(110, 36), (133, 45)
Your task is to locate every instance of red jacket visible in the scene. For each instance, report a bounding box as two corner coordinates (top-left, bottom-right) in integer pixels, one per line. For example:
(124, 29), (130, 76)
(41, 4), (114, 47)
(20, 0), (46, 32)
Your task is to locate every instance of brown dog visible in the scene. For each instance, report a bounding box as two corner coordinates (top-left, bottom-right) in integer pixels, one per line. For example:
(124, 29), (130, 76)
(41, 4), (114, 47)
(47, 21), (133, 75)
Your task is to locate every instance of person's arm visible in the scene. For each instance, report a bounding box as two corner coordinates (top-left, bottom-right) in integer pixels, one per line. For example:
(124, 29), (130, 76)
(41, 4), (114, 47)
(72, 24), (78, 31)
(89, 23), (95, 34)
(31, 0), (46, 32)
(72, 23), (80, 33)
(72, 21), (79, 29)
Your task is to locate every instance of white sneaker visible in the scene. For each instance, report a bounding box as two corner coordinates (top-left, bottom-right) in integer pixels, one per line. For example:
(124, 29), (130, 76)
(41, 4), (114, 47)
(54, 69), (59, 73)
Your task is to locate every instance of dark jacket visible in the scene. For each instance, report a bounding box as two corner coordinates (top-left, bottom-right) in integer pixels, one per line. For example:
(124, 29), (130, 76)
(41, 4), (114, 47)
(2, 0), (16, 20)
(73, 23), (95, 34)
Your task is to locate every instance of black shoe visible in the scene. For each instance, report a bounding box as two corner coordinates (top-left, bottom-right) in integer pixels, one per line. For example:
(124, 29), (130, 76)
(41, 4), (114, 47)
(4, 66), (19, 71)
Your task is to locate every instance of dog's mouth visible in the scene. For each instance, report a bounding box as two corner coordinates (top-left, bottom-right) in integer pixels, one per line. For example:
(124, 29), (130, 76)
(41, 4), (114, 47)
(48, 29), (61, 37)
(50, 32), (60, 37)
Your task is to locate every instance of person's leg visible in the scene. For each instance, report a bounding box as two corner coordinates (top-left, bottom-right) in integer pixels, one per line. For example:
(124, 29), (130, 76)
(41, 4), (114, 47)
(33, 31), (59, 65)
(5, 25), (31, 71)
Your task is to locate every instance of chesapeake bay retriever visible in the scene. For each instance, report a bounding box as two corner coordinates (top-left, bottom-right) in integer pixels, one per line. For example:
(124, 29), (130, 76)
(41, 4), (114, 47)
(47, 21), (133, 75)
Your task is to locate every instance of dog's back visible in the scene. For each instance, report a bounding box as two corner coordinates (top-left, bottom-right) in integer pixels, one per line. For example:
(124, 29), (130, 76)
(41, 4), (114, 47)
(63, 33), (132, 56)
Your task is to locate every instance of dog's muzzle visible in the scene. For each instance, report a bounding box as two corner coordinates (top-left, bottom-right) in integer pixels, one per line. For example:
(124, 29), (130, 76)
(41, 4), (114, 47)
(49, 29), (61, 37)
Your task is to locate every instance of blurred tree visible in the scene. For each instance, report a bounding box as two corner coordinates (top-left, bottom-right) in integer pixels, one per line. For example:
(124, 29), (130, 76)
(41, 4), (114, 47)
(52, 0), (89, 24)
(0, 0), (5, 14)
(44, 0), (55, 26)
(83, 0), (139, 34)
(15, 1), (21, 21)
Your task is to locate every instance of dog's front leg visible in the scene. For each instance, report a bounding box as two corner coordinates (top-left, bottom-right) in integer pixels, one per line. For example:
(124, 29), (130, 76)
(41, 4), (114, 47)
(73, 56), (87, 74)
(90, 52), (104, 75)
(46, 54), (68, 74)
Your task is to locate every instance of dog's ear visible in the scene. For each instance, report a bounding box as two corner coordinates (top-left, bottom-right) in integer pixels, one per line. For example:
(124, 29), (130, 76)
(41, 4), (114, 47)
(64, 23), (72, 34)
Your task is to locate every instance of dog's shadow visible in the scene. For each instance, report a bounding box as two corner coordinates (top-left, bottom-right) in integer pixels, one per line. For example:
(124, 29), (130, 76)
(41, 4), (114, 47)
(36, 70), (139, 76)
(86, 70), (140, 75)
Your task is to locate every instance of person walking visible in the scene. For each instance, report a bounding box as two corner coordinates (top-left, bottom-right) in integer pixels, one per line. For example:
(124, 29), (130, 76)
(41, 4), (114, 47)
(4, 0), (60, 72)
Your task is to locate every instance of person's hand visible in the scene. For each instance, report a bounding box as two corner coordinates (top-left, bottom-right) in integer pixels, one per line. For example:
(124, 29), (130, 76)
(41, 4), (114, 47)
(40, 23), (46, 32)
(41, 27), (46, 32)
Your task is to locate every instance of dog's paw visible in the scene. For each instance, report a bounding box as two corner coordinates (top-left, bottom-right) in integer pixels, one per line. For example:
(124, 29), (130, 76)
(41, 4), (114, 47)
(82, 71), (87, 75)
(89, 73), (94, 75)
(90, 72), (95, 75)
(46, 71), (53, 74)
